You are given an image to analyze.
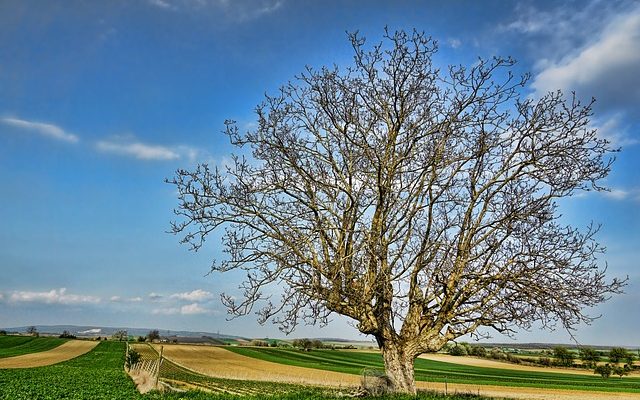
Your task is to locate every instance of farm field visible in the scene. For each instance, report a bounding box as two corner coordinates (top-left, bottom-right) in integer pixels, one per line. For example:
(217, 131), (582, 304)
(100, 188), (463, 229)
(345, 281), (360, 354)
(0, 341), (140, 399)
(0, 336), (67, 358)
(0, 339), (98, 368)
(0, 340), (494, 400)
(418, 354), (596, 376)
(224, 347), (640, 395)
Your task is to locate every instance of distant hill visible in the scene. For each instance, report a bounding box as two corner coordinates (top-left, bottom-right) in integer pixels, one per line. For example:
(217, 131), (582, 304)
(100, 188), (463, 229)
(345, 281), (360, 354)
(0, 324), (246, 341)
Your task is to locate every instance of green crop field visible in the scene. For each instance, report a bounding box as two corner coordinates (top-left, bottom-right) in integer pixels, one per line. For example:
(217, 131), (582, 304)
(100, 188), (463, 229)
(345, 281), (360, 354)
(0, 341), (140, 400)
(0, 339), (491, 400)
(226, 347), (640, 394)
(0, 336), (67, 358)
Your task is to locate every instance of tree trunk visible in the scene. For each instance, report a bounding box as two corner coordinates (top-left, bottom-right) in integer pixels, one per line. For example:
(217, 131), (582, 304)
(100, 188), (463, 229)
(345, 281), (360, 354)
(380, 340), (416, 394)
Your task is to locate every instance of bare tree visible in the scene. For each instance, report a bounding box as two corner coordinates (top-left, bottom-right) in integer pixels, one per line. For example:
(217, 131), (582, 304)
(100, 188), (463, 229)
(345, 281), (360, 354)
(169, 30), (626, 393)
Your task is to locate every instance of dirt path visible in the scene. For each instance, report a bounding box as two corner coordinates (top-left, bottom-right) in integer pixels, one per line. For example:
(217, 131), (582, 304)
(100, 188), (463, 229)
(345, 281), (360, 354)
(0, 340), (98, 368)
(418, 353), (599, 376)
(158, 345), (640, 399)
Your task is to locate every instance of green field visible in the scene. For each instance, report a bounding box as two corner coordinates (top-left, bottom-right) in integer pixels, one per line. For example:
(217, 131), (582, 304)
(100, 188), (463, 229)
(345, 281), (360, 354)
(0, 341), (140, 400)
(0, 340), (490, 400)
(0, 336), (67, 358)
(226, 347), (640, 394)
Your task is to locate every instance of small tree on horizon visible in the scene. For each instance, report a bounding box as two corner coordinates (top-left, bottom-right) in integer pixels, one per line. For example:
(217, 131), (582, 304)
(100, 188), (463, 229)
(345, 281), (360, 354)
(26, 326), (38, 337)
(169, 29), (626, 394)
(579, 347), (600, 369)
(147, 329), (160, 342)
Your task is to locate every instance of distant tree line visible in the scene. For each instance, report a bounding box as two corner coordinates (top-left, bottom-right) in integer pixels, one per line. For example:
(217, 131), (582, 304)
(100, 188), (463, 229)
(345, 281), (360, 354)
(446, 342), (636, 378)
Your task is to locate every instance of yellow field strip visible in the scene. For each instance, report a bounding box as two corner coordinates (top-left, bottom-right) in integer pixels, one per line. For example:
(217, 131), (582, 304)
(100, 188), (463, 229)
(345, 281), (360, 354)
(0, 340), (98, 369)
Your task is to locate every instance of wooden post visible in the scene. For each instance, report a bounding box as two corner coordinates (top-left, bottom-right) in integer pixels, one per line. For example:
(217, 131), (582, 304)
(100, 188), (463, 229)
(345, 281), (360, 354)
(155, 346), (163, 388)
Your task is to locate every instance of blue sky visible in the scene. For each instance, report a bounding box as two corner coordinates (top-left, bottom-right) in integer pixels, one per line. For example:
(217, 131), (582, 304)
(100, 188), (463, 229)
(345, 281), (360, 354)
(1, 0), (639, 346)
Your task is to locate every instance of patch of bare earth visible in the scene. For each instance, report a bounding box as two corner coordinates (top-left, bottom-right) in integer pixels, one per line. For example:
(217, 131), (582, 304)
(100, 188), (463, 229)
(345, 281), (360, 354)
(159, 344), (640, 400)
(0, 340), (98, 368)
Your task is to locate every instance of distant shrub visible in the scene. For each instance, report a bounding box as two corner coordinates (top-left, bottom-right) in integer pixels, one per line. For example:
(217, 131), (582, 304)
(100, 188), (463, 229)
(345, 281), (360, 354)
(538, 357), (552, 367)
(469, 345), (487, 358)
(249, 340), (270, 347)
(449, 344), (468, 356)
(489, 348), (506, 360)
(553, 346), (574, 367)
(137, 336), (146, 342)
(59, 330), (76, 339)
(506, 353), (521, 364)
(0, 330), (7, 336)
(595, 364), (612, 379)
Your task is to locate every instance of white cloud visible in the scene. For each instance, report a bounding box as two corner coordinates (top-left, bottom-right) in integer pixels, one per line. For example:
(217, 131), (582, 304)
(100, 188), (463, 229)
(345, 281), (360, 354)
(447, 38), (461, 49)
(96, 136), (207, 162)
(1, 117), (79, 143)
(96, 138), (180, 161)
(110, 295), (143, 303)
(170, 289), (213, 302)
(0, 293), (4, 301)
(180, 302), (209, 315)
(591, 114), (638, 148)
(602, 187), (640, 202)
(531, 7), (640, 112)
(147, 0), (283, 21)
(148, 0), (173, 9)
(604, 189), (629, 200)
(148, 292), (163, 301)
(151, 303), (212, 315)
(8, 288), (100, 305)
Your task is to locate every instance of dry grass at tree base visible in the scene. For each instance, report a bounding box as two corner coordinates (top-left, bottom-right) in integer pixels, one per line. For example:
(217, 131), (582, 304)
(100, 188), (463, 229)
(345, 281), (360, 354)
(0, 340), (98, 368)
(154, 344), (640, 400)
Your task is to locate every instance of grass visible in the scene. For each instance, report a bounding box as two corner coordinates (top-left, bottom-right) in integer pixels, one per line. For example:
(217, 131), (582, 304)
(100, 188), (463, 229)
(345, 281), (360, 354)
(226, 347), (640, 393)
(0, 341), (140, 400)
(0, 336), (67, 358)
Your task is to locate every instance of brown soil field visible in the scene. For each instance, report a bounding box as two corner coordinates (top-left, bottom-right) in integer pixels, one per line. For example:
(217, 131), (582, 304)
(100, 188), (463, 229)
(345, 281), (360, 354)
(157, 344), (640, 400)
(0, 340), (98, 368)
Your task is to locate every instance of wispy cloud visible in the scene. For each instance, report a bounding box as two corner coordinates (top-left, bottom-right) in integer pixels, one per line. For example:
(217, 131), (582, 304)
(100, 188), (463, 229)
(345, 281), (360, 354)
(1, 117), (79, 143)
(148, 0), (173, 10)
(532, 8), (640, 111)
(447, 38), (461, 49)
(96, 136), (207, 162)
(591, 114), (638, 148)
(110, 295), (143, 303)
(152, 302), (214, 315)
(96, 137), (180, 161)
(147, 0), (284, 21)
(170, 289), (213, 302)
(8, 288), (100, 305)
(148, 292), (164, 301)
(602, 187), (640, 202)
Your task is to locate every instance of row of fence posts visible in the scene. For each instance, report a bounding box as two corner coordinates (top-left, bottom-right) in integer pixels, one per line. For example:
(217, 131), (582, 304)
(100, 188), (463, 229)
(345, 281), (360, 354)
(126, 341), (164, 388)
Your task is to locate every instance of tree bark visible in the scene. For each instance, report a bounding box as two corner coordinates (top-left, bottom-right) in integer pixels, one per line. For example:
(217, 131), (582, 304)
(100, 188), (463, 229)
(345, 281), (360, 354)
(380, 340), (416, 394)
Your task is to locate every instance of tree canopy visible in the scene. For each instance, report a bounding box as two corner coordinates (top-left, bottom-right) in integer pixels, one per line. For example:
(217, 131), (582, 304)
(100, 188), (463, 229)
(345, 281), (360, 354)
(169, 29), (625, 393)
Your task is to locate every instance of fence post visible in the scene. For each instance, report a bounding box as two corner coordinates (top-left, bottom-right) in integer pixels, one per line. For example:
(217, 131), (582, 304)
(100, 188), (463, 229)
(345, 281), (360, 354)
(155, 346), (163, 388)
